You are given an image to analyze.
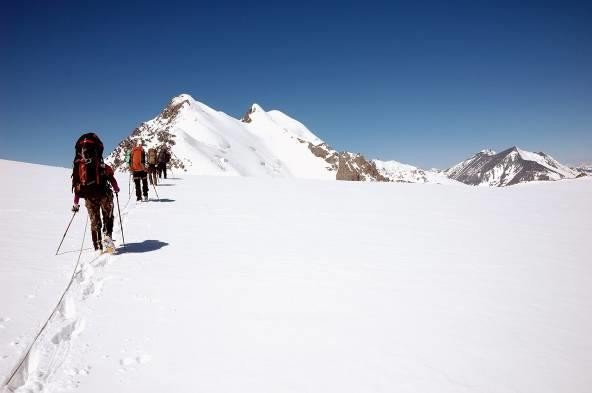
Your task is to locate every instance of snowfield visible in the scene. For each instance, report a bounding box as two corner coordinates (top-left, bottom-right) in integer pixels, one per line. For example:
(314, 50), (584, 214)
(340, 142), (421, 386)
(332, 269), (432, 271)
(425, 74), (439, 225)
(1, 158), (591, 393)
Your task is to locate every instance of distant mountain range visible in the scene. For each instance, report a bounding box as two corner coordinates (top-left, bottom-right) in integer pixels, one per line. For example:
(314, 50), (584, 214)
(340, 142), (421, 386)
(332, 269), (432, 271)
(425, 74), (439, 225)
(445, 147), (580, 186)
(107, 94), (586, 187)
(573, 163), (592, 175)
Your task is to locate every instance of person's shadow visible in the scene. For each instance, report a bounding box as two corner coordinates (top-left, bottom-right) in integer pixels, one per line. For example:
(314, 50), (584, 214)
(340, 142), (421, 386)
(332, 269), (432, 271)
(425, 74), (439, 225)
(118, 240), (169, 254)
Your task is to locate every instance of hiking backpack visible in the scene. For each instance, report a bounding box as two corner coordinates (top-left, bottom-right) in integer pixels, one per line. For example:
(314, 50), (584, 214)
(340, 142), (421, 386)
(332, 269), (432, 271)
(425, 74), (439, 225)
(158, 148), (171, 163)
(148, 148), (157, 165)
(72, 133), (109, 198)
(130, 146), (145, 172)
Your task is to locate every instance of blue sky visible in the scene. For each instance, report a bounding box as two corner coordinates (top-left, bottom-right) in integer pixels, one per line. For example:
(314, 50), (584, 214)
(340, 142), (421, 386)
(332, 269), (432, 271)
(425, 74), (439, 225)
(1, 0), (591, 168)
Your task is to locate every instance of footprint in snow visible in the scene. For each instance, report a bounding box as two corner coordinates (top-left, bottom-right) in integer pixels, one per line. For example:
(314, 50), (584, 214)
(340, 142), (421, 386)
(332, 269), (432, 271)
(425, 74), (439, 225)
(67, 366), (92, 376)
(51, 320), (85, 345)
(120, 357), (134, 367)
(77, 264), (95, 284)
(93, 257), (109, 268)
(119, 354), (151, 371)
(0, 317), (10, 329)
(59, 296), (76, 320)
(83, 279), (104, 299)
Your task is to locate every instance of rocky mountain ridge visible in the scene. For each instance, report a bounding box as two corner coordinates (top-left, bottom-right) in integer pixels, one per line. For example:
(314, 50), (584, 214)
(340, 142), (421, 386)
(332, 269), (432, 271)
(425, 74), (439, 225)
(446, 147), (579, 186)
(107, 94), (583, 187)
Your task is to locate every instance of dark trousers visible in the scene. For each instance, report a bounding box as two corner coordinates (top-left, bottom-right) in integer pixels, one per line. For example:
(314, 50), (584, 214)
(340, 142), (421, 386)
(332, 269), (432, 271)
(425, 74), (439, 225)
(158, 162), (167, 179)
(133, 172), (149, 200)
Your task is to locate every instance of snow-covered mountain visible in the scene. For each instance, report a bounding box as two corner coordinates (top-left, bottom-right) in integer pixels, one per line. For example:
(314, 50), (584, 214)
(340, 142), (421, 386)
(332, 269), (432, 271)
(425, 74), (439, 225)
(572, 163), (592, 176)
(373, 159), (460, 184)
(107, 94), (389, 182)
(106, 94), (582, 187)
(446, 147), (579, 186)
(107, 94), (332, 179)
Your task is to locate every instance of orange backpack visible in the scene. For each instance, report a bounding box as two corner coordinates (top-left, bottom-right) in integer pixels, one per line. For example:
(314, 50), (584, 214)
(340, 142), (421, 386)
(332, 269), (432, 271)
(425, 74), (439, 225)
(130, 146), (145, 172)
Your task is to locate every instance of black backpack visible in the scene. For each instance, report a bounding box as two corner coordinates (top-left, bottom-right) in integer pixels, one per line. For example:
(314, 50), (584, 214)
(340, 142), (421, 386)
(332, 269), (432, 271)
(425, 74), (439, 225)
(72, 133), (109, 198)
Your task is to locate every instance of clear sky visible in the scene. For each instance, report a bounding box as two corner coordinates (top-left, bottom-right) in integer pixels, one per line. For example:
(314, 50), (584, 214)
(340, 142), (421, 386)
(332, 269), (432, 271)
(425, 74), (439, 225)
(1, 0), (591, 169)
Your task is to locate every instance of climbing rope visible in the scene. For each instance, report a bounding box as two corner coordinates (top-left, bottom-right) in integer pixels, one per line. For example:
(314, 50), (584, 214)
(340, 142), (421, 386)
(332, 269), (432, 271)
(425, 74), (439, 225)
(2, 215), (101, 389)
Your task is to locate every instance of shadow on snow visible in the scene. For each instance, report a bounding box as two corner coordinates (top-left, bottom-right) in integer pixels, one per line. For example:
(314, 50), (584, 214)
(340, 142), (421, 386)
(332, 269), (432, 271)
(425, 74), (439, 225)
(118, 240), (169, 254)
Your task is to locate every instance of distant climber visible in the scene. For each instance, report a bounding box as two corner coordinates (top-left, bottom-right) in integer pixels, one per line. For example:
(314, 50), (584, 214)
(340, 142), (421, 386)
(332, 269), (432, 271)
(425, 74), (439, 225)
(157, 146), (171, 179)
(71, 132), (119, 252)
(147, 147), (158, 186)
(124, 149), (131, 170)
(129, 140), (149, 202)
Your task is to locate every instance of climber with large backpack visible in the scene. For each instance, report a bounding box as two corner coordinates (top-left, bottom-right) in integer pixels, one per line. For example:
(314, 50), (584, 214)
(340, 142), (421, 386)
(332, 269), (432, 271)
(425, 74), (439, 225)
(157, 146), (170, 179)
(71, 132), (120, 253)
(147, 147), (158, 186)
(129, 140), (149, 202)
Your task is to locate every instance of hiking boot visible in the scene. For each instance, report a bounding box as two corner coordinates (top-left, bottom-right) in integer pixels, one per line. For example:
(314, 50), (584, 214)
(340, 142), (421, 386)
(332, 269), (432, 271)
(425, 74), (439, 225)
(103, 235), (115, 253)
(143, 195), (148, 202)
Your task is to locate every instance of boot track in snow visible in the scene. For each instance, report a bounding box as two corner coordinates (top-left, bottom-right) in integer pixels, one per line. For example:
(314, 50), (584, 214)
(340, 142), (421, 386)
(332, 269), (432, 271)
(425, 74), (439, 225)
(2, 193), (135, 392)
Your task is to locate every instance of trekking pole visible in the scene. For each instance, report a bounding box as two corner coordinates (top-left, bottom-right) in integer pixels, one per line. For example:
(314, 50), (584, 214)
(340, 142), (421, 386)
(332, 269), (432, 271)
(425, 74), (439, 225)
(115, 193), (125, 246)
(55, 211), (77, 255)
(128, 172), (131, 199)
(152, 182), (160, 201)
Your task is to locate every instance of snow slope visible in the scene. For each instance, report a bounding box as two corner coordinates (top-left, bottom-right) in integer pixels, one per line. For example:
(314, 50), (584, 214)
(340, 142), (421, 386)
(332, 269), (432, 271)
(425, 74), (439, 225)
(2, 159), (592, 393)
(242, 104), (334, 179)
(514, 147), (576, 178)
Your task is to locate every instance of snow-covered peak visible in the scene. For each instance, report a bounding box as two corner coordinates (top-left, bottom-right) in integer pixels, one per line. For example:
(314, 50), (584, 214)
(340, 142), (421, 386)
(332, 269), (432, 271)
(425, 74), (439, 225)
(166, 94), (226, 119)
(479, 149), (496, 155)
(249, 103), (264, 113)
(171, 93), (194, 105)
(514, 147), (577, 178)
(515, 146), (536, 160)
(514, 147), (549, 164)
(107, 95), (334, 179)
(374, 159), (462, 184)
